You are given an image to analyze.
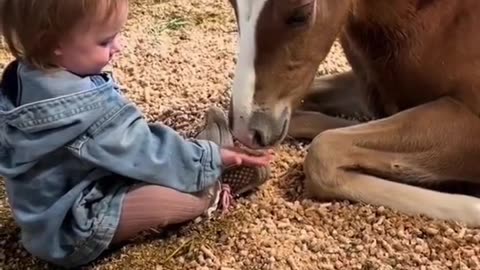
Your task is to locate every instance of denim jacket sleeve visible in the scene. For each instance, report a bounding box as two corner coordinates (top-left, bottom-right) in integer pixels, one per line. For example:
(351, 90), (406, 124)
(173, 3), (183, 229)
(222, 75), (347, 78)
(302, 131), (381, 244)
(1, 61), (223, 193)
(69, 95), (224, 193)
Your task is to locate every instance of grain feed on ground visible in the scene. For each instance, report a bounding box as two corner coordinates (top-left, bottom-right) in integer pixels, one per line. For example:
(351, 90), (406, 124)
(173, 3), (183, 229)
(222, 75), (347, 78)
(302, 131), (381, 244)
(1, 1), (480, 270)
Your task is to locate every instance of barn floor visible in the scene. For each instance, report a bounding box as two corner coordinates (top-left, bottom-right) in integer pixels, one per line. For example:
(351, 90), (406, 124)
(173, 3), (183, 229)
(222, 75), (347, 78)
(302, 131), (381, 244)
(1, 0), (480, 269)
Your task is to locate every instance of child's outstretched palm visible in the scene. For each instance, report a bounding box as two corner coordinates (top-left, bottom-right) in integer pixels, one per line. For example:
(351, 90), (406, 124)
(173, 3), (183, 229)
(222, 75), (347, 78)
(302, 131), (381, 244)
(220, 147), (273, 168)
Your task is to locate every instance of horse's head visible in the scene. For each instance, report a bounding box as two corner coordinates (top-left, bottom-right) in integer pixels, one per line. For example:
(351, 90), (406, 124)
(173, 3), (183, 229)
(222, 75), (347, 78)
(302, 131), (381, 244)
(227, 0), (351, 148)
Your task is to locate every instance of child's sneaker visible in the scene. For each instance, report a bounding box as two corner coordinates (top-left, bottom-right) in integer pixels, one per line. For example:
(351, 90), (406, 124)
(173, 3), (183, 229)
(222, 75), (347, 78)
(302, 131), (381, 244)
(195, 106), (271, 213)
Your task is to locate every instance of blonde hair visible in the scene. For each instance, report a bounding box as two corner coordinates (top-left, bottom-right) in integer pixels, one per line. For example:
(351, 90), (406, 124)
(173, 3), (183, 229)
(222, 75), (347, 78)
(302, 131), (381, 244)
(0, 0), (126, 70)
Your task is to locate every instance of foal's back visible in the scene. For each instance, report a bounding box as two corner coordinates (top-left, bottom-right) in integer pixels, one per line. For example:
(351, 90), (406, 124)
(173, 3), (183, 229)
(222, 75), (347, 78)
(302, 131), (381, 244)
(340, 0), (480, 117)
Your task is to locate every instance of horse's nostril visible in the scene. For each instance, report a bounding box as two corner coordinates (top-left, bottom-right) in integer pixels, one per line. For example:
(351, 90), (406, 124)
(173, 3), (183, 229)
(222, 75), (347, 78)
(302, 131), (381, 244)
(252, 129), (266, 147)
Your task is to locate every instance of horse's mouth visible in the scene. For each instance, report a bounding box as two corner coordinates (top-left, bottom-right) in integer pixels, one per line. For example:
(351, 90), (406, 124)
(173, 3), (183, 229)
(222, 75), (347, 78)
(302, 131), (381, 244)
(276, 115), (290, 145)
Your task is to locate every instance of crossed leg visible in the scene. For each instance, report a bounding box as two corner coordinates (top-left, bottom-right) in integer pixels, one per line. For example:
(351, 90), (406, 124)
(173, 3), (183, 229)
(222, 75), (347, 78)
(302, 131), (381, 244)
(303, 97), (480, 227)
(111, 184), (214, 244)
(111, 107), (271, 244)
(288, 71), (372, 140)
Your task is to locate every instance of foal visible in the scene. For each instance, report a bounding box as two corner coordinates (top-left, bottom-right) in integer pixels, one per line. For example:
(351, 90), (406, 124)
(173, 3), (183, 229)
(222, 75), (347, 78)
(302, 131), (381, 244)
(226, 0), (480, 227)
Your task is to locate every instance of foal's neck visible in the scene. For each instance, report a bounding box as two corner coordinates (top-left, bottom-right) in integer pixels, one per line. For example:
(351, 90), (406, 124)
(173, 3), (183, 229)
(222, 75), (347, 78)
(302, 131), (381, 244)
(350, 0), (435, 28)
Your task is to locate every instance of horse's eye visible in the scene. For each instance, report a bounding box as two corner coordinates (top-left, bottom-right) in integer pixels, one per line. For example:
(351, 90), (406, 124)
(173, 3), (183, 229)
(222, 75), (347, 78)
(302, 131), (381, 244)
(286, 13), (309, 27)
(285, 3), (313, 28)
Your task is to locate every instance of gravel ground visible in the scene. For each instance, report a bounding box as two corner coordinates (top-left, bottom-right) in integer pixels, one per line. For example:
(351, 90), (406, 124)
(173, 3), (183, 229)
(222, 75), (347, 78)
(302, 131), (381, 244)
(1, 0), (480, 269)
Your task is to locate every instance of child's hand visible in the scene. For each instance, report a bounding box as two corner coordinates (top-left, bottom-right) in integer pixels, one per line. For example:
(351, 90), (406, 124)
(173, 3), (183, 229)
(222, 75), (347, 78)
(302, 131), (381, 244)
(220, 147), (273, 168)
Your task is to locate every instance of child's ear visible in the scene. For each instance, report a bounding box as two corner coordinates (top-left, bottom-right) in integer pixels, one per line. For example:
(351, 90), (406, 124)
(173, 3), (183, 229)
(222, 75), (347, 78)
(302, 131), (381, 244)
(53, 49), (62, 56)
(54, 42), (66, 56)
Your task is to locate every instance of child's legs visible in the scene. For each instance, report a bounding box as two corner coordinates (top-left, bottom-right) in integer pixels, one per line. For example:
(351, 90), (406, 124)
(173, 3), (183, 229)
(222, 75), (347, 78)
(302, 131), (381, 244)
(111, 185), (212, 244)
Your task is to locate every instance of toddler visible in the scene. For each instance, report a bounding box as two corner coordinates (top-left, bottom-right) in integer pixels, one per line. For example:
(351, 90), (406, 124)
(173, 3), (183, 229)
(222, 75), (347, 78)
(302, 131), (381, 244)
(0, 0), (272, 268)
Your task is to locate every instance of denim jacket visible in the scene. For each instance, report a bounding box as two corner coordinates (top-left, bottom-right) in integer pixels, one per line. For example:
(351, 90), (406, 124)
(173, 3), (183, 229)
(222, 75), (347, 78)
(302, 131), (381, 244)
(0, 60), (223, 266)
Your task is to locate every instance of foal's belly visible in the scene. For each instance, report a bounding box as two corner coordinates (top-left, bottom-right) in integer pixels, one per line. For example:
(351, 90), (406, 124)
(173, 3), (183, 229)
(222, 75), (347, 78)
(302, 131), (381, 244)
(363, 71), (450, 117)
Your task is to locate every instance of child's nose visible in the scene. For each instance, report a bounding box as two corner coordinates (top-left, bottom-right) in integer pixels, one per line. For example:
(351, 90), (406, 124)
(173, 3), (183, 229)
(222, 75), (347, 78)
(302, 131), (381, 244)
(111, 36), (123, 54)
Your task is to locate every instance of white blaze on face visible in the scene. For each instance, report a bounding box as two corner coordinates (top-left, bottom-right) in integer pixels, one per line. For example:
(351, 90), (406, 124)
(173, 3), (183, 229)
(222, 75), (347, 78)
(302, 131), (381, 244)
(231, 0), (269, 143)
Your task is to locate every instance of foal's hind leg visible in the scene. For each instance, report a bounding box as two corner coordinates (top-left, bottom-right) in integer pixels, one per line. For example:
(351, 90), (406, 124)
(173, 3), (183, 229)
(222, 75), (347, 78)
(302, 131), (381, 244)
(288, 71), (370, 140)
(304, 97), (480, 227)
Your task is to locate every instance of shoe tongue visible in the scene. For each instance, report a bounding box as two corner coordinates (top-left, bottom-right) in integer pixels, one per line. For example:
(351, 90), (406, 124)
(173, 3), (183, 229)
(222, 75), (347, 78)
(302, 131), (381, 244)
(197, 107), (235, 147)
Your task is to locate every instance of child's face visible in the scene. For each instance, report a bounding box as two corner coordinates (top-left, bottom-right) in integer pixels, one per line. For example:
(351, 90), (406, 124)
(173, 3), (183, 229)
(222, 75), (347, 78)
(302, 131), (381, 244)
(54, 2), (129, 76)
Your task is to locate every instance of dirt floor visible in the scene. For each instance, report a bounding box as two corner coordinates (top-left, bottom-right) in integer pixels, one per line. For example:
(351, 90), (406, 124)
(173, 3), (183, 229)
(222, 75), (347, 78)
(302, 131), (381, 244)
(1, 0), (480, 269)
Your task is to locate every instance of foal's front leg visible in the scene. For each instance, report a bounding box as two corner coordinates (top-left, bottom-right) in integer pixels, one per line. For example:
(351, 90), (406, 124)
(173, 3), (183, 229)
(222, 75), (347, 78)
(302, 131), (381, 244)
(288, 110), (360, 140)
(300, 70), (371, 117)
(304, 97), (480, 227)
(288, 70), (370, 140)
